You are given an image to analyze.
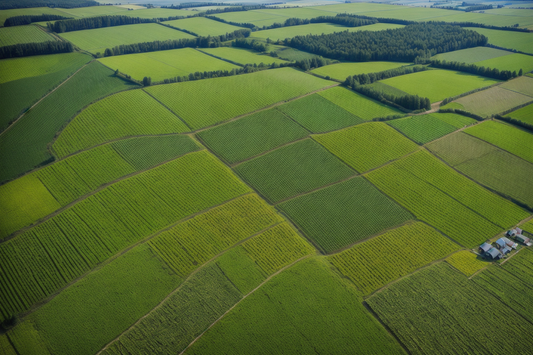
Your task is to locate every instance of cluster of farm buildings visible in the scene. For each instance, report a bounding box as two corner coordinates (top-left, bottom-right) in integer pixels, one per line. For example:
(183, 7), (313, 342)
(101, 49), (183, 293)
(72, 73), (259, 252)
(479, 228), (532, 260)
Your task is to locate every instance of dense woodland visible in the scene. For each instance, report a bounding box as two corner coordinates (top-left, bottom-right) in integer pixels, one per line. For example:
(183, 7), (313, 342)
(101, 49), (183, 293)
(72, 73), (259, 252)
(0, 0), (98, 9)
(0, 41), (73, 59)
(4, 14), (71, 27)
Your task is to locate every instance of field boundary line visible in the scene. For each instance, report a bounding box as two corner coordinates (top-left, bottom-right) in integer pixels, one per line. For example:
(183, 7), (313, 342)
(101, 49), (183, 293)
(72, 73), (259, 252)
(179, 254), (312, 355)
(194, 48), (245, 67)
(275, 106), (314, 133)
(142, 89), (193, 130)
(96, 221), (286, 355)
(0, 61), (92, 138)
(229, 136), (310, 168)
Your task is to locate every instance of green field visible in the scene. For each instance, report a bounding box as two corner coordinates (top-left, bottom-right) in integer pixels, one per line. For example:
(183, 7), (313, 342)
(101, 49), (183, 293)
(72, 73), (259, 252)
(476, 53), (533, 74)
(499, 76), (533, 97)
(53, 89), (189, 157)
(329, 222), (460, 295)
(0, 25), (56, 47)
(278, 177), (413, 253)
(54, 5), (129, 18)
(314, 122), (419, 172)
(186, 257), (405, 355)
(271, 45), (320, 61)
(431, 46), (513, 64)
(464, 120), (533, 164)
(124, 8), (192, 19)
(379, 69), (500, 103)
(99, 48), (240, 82)
(250, 23), (371, 41)
(59, 23), (195, 55)
(465, 27), (533, 54)
(0, 7), (68, 27)
(387, 114), (458, 144)
(367, 262), (533, 355)
(277, 93), (364, 133)
(446, 250), (489, 277)
(427, 132), (533, 210)
(235, 139), (355, 203)
(145, 67), (332, 129)
(199, 47), (287, 66)
(197, 108), (308, 164)
(311, 61), (409, 81)
(318, 86), (402, 120)
(163, 17), (245, 36)
(0, 61), (136, 184)
(506, 103), (533, 125)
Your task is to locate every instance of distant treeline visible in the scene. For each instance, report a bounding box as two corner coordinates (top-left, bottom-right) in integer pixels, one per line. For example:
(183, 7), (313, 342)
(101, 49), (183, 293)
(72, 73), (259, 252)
(429, 59), (521, 80)
(0, 41), (73, 59)
(310, 15), (377, 27)
(4, 14), (71, 27)
(49, 15), (157, 33)
(0, 0), (98, 9)
(285, 23), (487, 62)
(464, 4), (493, 12)
(163, 2), (241, 9)
(495, 114), (533, 133)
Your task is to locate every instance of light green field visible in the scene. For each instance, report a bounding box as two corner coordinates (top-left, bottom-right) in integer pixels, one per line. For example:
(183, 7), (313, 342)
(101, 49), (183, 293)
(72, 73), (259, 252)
(446, 250), (489, 277)
(163, 17), (245, 36)
(54, 5), (128, 18)
(499, 76), (533, 97)
(59, 23), (195, 54)
(0, 7), (68, 27)
(99, 48), (239, 81)
(466, 28), (533, 54)
(380, 69), (500, 103)
(311, 61), (409, 81)
(0, 25), (56, 47)
(446, 87), (532, 117)
(506, 103), (533, 125)
(53, 89), (189, 157)
(476, 53), (533, 74)
(272, 45), (322, 61)
(125, 8), (192, 19)
(199, 47), (287, 66)
(432, 46), (513, 64)
(215, 10), (286, 27)
(0, 52), (90, 84)
(145, 67), (332, 129)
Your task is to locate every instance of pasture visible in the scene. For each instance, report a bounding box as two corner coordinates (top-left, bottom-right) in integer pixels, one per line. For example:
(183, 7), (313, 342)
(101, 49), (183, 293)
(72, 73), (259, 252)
(163, 17), (245, 36)
(379, 69), (500, 103)
(311, 61), (409, 81)
(199, 47), (287, 66)
(99, 48), (240, 82)
(476, 53), (533, 74)
(499, 76), (533, 97)
(0, 25), (56, 47)
(506, 103), (533, 125)
(431, 46), (513, 64)
(465, 28), (533, 54)
(124, 8), (192, 19)
(59, 23), (195, 55)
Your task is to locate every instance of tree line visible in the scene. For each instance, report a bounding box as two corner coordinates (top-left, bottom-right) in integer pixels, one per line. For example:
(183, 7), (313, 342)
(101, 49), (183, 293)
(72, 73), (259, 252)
(4, 14), (71, 27)
(464, 4), (493, 12)
(428, 59), (520, 80)
(345, 65), (429, 86)
(0, 0), (98, 9)
(310, 15), (377, 27)
(48, 15), (158, 33)
(284, 23), (487, 62)
(0, 41), (73, 59)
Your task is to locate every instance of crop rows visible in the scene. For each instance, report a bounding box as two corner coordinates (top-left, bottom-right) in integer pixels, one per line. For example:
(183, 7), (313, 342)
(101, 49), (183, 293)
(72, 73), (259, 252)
(53, 89), (189, 158)
(148, 194), (283, 276)
(235, 139), (355, 203)
(163, 17), (245, 37)
(277, 93), (364, 133)
(314, 122), (418, 173)
(506, 102), (533, 125)
(0, 151), (249, 322)
(425, 132), (497, 166)
(215, 247), (266, 294)
(200, 47), (287, 66)
(388, 114), (458, 144)
(197, 108), (308, 164)
(448, 87), (531, 117)
(499, 76), (533, 97)
(278, 177), (413, 253)
(367, 263), (533, 354)
(329, 222), (460, 295)
(446, 250), (488, 276)
(0, 25), (56, 47)
(500, 248), (533, 284)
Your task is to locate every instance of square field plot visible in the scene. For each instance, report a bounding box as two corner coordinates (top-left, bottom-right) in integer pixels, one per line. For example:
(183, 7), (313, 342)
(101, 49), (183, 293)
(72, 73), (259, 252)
(278, 177), (413, 253)
(163, 17), (246, 37)
(379, 69), (500, 103)
(234, 139), (355, 203)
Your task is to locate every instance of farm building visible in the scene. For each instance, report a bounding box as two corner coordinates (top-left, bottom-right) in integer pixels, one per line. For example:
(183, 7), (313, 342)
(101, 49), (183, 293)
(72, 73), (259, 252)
(501, 237), (518, 249)
(501, 246), (512, 255)
(479, 242), (492, 253)
(485, 247), (502, 260)
(515, 234), (532, 246)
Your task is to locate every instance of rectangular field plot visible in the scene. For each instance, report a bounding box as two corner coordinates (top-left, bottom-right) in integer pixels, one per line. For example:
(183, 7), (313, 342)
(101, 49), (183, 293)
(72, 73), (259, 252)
(367, 263), (533, 355)
(311, 61), (409, 81)
(445, 86), (532, 117)
(499, 76), (533, 97)
(318, 86), (402, 120)
(379, 69), (500, 103)
(464, 120), (533, 164)
(278, 177), (413, 253)
(125, 8), (194, 19)
(446, 250), (489, 277)
(250, 23), (366, 41)
(197, 108), (308, 164)
(163, 17), (245, 36)
(0, 25), (56, 47)
(99, 48), (240, 82)
(314, 122), (419, 172)
(214, 10), (286, 27)
(186, 257), (405, 355)
(199, 47), (288, 66)
(388, 114), (457, 144)
(329, 222), (460, 295)
(145, 67), (332, 130)
(431, 46), (513, 64)
(277, 93), (364, 133)
(476, 53), (533, 74)
(428, 132), (533, 210)
(235, 139), (355, 203)
(53, 89), (189, 158)
(506, 103), (533, 125)
(59, 23), (195, 54)
(0, 6), (68, 27)
(466, 28), (533, 54)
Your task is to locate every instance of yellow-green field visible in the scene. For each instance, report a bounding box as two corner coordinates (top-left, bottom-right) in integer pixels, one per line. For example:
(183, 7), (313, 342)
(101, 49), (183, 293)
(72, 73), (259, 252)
(0, 25), (56, 47)
(163, 17), (246, 36)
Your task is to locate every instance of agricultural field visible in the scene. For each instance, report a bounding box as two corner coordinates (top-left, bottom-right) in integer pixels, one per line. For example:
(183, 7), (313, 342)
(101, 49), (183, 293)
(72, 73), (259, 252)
(0, 6), (68, 26)
(99, 48), (240, 82)
(53, 89), (189, 157)
(271, 45), (320, 61)
(465, 27), (533, 54)
(0, 25), (56, 47)
(379, 69), (500, 103)
(234, 139), (355, 203)
(199, 47), (288, 66)
(499, 75), (533, 97)
(314, 122), (419, 172)
(59, 23), (195, 55)
(278, 177), (413, 253)
(387, 113), (467, 144)
(431, 46), (514, 64)
(277, 93), (364, 132)
(506, 103), (533, 125)
(250, 23), (378, 41)
(163, 17), (245, 36)
(145, 67), (332, 129)
(329, 222), (460, 295)
(427, 132), (533, 210)
(123, 8), (193, 19)
(446, 250), (489, 277)
(367, 263), (533, 355)
(311, 61), (409, 81)
(464, 120), (533, 164)
(476, 53), (533, 74)
(197, 108), (309, 164)
(53, 5), (130, 18)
